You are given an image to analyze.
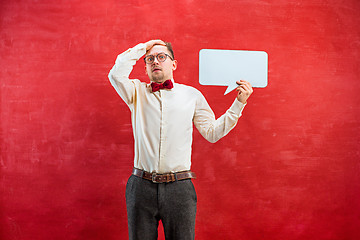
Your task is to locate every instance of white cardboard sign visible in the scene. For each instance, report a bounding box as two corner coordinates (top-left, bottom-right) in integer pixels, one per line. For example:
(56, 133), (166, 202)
(199, 49), (268, 95)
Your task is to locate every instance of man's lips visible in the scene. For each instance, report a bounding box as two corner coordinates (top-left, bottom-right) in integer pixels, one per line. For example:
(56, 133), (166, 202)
(152, 68), (162, 72)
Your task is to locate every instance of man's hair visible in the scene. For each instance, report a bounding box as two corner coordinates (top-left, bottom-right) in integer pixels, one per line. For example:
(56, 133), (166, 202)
(153, 41), (174, 60)
(164, 42), (174, 60)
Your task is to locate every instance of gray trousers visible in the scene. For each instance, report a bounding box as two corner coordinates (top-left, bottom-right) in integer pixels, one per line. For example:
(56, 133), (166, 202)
(125, 175), (197, 240)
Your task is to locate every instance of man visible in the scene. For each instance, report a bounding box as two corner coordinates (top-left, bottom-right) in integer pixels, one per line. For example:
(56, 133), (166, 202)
(108, 40), (253, 240)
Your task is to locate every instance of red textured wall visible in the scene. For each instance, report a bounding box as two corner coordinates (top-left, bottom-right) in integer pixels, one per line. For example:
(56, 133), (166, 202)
(1, 0), (360, 239)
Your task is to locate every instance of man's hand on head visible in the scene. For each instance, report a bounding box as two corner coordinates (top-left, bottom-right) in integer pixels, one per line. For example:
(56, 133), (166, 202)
(236, 80), (253, 104)
(145, 40), (166, 51)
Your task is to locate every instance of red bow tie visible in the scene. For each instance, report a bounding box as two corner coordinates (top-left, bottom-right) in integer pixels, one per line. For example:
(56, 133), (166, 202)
(151, 80), (174, 92)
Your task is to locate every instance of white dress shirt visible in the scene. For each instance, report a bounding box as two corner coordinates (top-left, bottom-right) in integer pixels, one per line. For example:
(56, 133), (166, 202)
(108, 43), (246, 174)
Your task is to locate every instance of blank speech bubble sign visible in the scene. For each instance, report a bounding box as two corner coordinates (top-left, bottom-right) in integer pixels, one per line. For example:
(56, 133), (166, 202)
(199, 49), (268, 95)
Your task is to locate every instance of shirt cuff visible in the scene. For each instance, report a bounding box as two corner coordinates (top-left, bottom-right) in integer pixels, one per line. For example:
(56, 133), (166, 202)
(115, 43), (147, 63)
(131, 43), (147, 60)
(230, 98), (246, 116)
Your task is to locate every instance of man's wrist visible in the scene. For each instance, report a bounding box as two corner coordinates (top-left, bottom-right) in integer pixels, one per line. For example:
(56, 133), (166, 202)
(236, 97), (247, 104)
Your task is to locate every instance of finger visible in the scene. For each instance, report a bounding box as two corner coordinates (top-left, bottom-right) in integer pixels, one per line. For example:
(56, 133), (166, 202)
(236, 86), (247, 94)
(237, 86), (252, 97)
(236, 83), (250, 92)
(153, 39), (166, 45)
(241, 80), (252, 89)
(238, 82), (253, 94)
(236, 80), (251, 89)
(242, 84), (252, 93)
(238, 79), (252, 85)
(145, 40), (166, 50)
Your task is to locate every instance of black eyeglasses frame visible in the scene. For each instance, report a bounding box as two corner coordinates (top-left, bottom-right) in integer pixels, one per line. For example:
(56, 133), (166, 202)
(143, 52), (174, 64)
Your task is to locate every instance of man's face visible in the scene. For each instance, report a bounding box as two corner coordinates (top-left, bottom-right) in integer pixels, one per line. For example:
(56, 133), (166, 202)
(145, 45), (177, 83)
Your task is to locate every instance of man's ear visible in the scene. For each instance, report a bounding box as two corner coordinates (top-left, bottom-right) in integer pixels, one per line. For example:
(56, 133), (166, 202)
(172, 60), (178, 71)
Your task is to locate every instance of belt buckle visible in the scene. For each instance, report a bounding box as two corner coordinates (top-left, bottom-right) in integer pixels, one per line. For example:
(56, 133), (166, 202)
(152, 173), (159, 183)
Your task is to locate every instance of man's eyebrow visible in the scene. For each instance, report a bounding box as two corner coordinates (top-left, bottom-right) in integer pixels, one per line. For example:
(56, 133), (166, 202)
(145, 52), (166, 57)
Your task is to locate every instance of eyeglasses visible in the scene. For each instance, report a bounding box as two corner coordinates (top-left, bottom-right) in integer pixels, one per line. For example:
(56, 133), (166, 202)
(144, 52), (173, 64)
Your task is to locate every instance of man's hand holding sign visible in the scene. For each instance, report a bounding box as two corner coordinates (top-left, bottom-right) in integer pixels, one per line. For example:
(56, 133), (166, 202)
(236, 80), (253, 104)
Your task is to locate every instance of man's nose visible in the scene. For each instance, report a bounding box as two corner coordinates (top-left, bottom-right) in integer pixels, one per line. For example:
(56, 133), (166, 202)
(153, 58), (160, 64)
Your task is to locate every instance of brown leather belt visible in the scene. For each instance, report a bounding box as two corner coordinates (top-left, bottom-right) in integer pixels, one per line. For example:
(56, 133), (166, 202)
(132, 168), (196, 183)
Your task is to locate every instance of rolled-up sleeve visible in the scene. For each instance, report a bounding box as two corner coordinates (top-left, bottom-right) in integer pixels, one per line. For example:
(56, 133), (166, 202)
(193, 94), (246, 143)
(108, 43), (147, 106)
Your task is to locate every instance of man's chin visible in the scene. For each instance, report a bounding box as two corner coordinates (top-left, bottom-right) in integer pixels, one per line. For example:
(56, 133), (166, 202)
(151, 74), (165, 83)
